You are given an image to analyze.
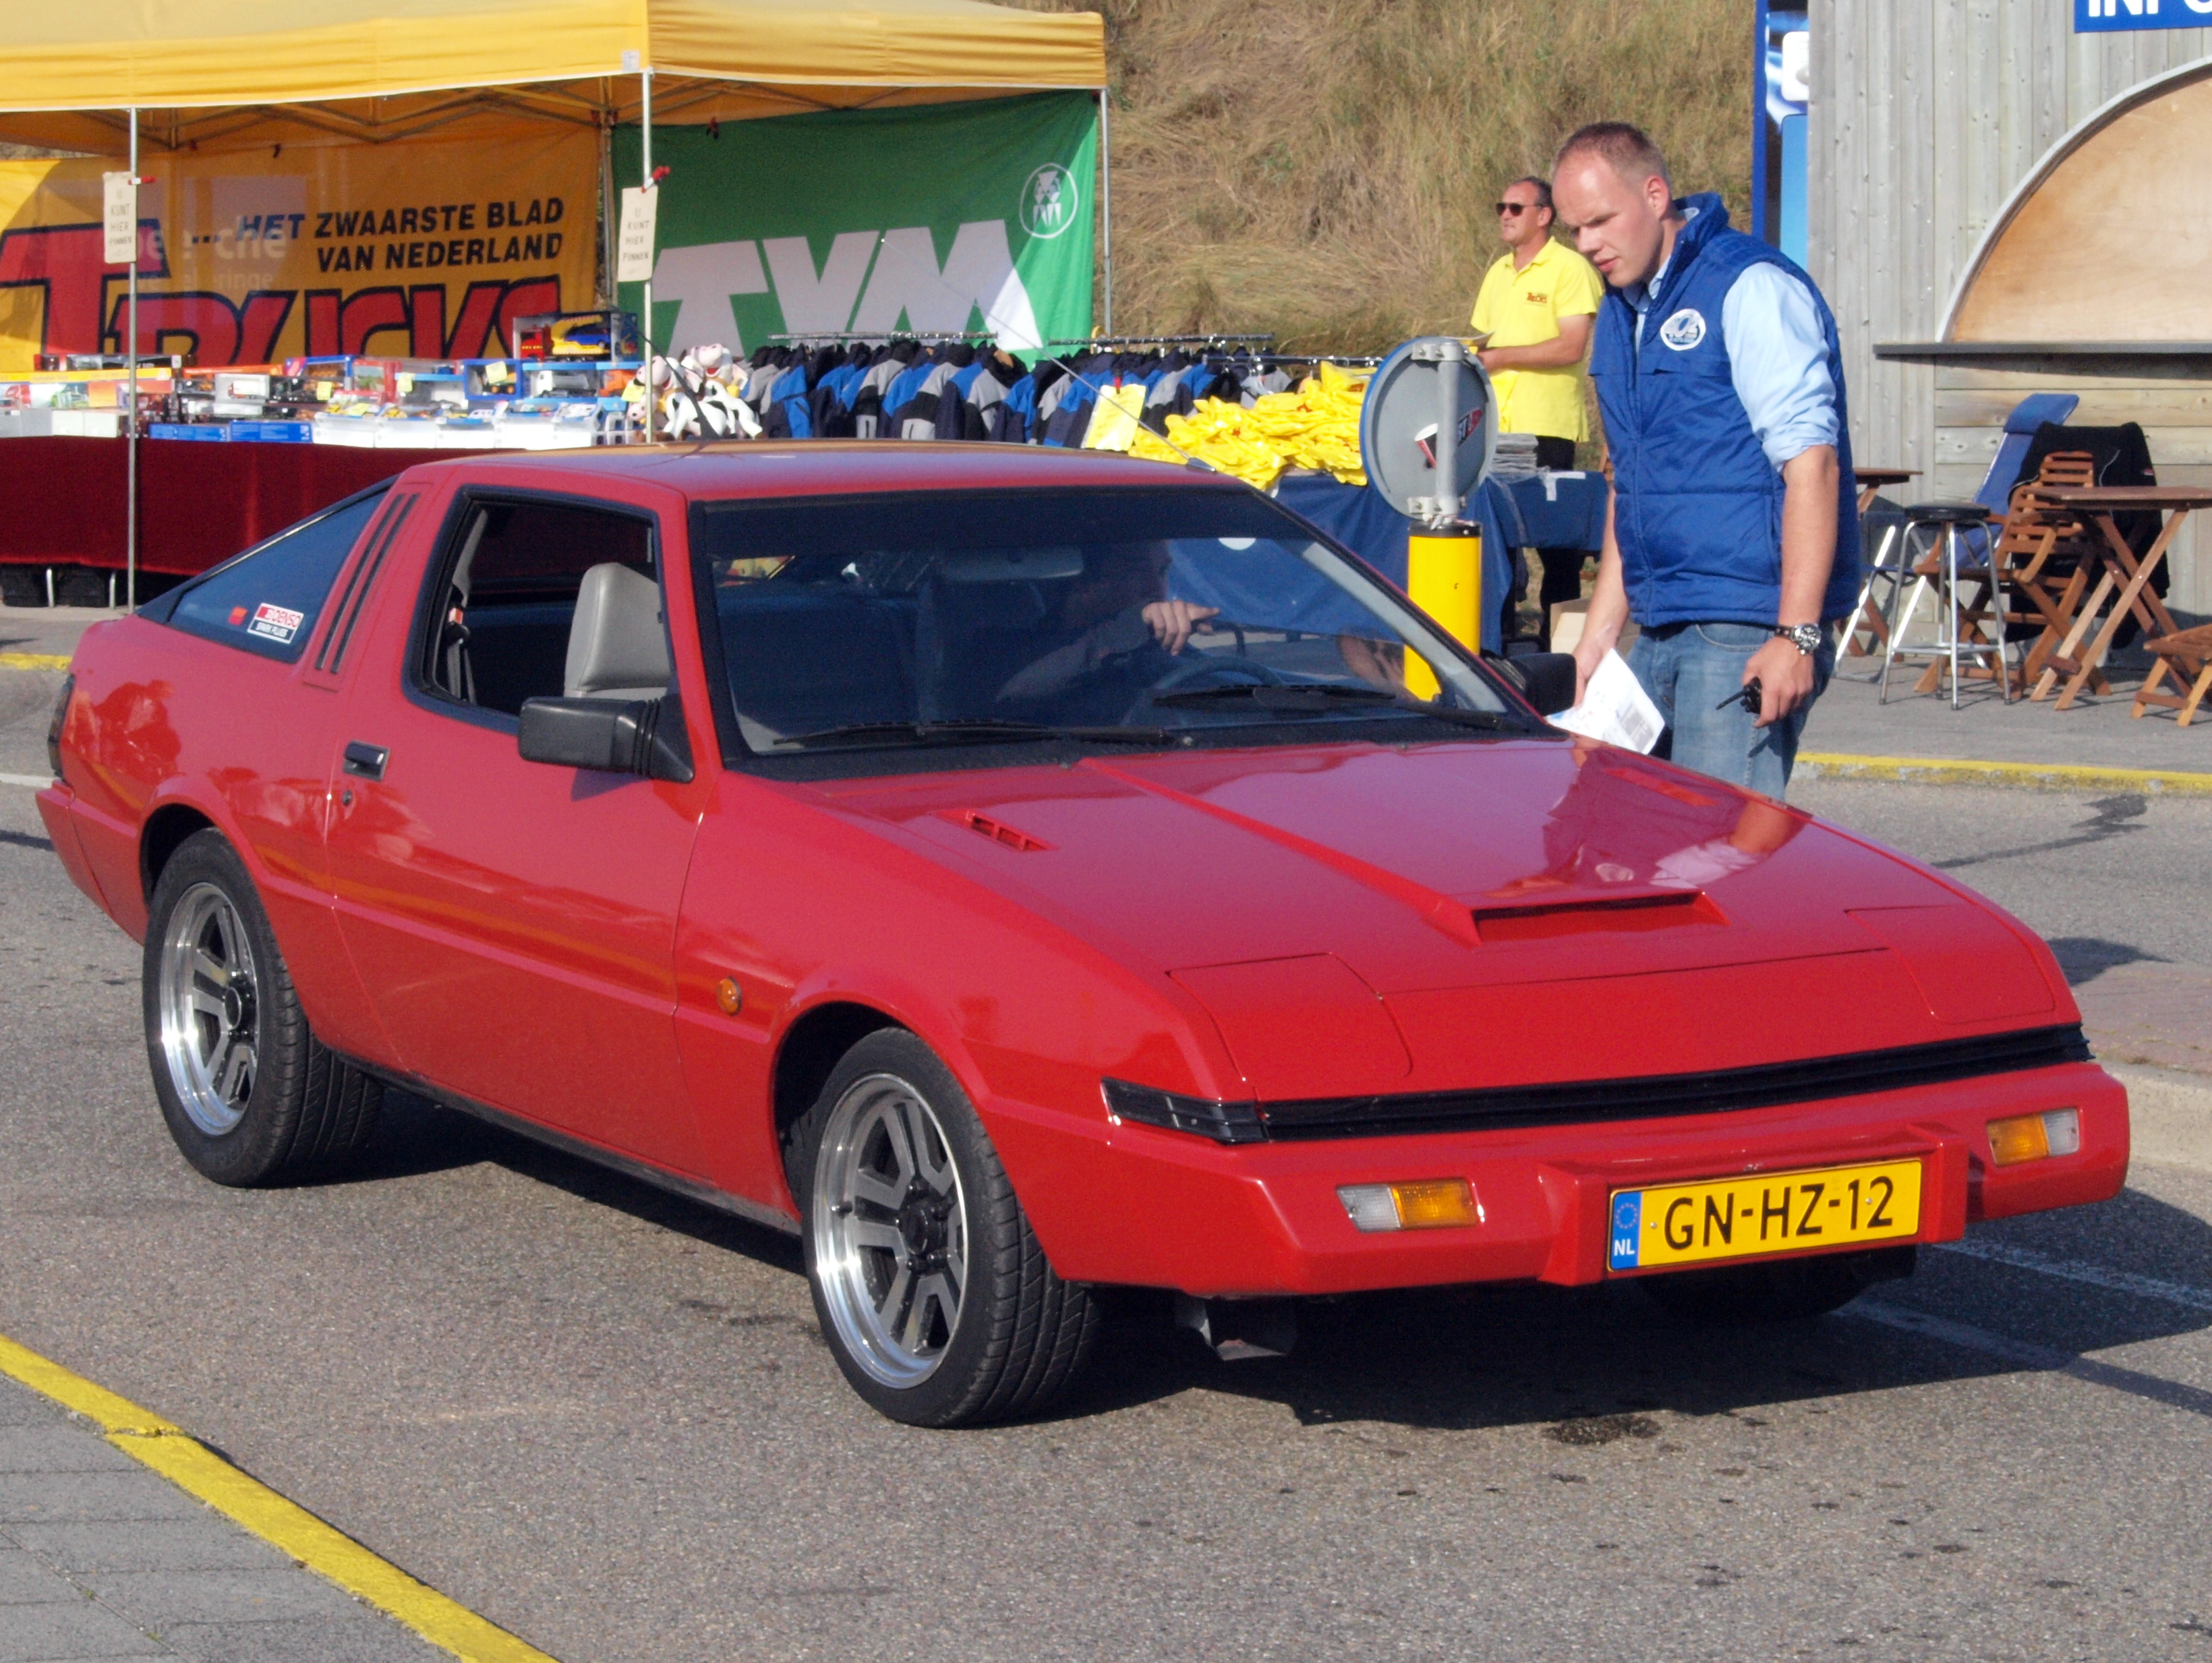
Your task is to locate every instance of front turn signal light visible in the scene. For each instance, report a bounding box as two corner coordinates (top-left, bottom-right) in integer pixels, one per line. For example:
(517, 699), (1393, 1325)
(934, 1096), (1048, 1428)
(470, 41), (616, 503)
(1337, 1178), (1480, 1232)
(1987, 1107), (2080, 1167)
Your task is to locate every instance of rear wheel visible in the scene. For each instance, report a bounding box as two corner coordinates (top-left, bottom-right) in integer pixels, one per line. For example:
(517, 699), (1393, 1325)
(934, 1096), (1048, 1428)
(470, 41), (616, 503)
(1637, 1246), (1917, 1325)
(144, 829), (382, 1186)
(791, 1028), (1098, 1426)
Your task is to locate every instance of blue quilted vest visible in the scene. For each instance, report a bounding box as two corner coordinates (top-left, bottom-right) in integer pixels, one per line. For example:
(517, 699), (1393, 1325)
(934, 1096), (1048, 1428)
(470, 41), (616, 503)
(1589, 194), (1860, 629)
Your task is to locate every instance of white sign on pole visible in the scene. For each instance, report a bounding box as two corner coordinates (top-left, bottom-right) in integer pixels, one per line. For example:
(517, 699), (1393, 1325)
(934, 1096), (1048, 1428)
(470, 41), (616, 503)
(617, 186), (658, 284)
(103, 171), (137, 266)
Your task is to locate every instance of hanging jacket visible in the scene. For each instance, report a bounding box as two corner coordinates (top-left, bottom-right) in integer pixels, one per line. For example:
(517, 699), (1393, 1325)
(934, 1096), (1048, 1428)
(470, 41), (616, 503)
(1589, 192), (1859, 629)
(995, 361), (1064, 443)
(990, 374), (1037, 442)
(852, 344), (916, 439)
(1041, 353), (1108, 446)
(764, 360), (813, 439)
(881, 351), (941, 436)
(895, 347), (968, 439)
(809, 346), (863, 438)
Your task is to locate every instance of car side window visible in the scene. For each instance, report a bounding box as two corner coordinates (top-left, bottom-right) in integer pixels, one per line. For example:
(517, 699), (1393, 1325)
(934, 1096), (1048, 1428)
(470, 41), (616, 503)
(162, 489), (388, 664)
(418, 496), (658, 718)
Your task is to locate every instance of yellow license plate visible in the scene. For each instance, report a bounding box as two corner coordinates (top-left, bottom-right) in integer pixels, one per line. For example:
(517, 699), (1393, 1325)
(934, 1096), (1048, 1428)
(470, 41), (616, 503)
(1607, 1159), (1922, 1273)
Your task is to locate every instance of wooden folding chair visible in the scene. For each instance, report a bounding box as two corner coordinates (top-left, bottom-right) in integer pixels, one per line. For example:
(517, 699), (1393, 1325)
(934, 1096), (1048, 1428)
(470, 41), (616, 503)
(2132, 624), (2212, 726)
(1989, 454), (2107, 693)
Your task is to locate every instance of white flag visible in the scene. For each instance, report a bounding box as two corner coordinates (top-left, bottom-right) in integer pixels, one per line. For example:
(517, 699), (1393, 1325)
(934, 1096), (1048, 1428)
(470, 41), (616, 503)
(103, 171), (137, 266)
(616, 186), (658, 285)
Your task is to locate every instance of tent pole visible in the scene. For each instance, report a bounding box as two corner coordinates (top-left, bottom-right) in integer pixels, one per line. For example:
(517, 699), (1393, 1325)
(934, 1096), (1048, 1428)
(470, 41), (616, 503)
(125, 107), (138, 611)
(598, 88), (616, 308)
(640, 67), (654, 442)
(1097, 88), (1113, 336)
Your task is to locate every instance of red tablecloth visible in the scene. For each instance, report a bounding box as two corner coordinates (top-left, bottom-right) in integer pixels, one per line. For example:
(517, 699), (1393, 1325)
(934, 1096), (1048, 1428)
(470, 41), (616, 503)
(0, 437), (490, 575)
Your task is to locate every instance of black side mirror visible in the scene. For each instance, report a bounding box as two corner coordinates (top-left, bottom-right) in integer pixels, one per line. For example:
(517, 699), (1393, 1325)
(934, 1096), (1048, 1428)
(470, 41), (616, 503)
(518, 695), (695, 782)
(1487, 651), (1578, 717)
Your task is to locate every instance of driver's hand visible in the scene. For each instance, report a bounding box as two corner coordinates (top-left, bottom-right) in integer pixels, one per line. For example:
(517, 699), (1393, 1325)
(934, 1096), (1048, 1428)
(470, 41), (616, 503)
(1142, 600), (1220, 654)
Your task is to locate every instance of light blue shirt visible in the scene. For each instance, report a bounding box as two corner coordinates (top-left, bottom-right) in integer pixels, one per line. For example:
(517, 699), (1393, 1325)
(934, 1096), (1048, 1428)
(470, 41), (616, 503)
(1627, 227), (1839, 469)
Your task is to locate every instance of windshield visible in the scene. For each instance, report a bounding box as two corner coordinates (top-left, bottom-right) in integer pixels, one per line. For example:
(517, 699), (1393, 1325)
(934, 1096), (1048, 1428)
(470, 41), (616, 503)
(689, 486), (1517, 765)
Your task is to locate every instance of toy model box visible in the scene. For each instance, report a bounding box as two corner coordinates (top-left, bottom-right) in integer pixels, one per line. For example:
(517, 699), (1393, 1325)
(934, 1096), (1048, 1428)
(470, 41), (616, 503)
(512, 311), (640, 361)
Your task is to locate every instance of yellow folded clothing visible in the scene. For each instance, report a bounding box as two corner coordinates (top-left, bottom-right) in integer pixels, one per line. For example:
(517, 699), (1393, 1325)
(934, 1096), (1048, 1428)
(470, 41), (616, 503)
(1128, 363), (1372, 488)
(1130, 403), (1287, 488)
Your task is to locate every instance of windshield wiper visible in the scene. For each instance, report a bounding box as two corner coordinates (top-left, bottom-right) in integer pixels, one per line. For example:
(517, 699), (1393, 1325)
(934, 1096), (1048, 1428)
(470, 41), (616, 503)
(1148, 682), (1515, 728)
(772, 719), (1171, 751)
(1149, 682), (1400, 709)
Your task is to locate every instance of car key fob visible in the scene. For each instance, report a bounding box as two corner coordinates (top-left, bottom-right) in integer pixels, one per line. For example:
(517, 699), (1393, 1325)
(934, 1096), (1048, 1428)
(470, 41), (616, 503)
(1716, 677), (1763, 716)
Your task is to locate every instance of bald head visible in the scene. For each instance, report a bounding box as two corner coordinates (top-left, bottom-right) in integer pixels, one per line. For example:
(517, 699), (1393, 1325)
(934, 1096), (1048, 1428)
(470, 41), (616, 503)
(1551, 122), (1681, 291)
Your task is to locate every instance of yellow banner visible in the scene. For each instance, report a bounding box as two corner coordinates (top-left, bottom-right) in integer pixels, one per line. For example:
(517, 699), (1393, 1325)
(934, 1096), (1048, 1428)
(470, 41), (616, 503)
(0, 130), (597, 372)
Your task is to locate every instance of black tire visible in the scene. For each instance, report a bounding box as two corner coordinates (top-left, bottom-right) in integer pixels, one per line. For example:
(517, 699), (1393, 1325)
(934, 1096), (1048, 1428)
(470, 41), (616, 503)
(789, 1028), (1099, 1427)
(1637, 1245), (1917, 1325)
(142, 829), (382, 1186)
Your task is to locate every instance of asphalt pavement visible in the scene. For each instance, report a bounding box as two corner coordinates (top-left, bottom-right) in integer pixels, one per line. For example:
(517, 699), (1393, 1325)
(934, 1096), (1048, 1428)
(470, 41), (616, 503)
(5, 623), (2212, 1661)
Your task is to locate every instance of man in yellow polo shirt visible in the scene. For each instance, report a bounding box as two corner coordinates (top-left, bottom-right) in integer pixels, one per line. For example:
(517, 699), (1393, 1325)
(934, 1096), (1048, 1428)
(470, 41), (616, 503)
(1472, 175), (1602, 645)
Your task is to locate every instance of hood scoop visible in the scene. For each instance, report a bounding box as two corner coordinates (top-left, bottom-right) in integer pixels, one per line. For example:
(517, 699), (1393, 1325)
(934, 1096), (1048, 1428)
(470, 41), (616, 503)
(944, 809), (1053, 852)
(1470, 891), (1724, 944)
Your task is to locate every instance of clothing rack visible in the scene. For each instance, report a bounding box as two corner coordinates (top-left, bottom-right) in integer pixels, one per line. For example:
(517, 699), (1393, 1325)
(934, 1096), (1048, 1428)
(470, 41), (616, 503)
(763, 330), (1001, 347)
(1044, 334), (1275, 349)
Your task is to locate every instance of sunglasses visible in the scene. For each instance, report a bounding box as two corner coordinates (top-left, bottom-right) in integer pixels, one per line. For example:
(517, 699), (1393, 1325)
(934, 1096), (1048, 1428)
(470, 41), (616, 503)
(1495, 201), (1541, 216)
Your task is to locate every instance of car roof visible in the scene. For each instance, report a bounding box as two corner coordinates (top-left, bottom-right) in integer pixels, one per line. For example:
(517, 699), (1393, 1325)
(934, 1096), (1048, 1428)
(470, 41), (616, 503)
(393, 441), (1248, 503)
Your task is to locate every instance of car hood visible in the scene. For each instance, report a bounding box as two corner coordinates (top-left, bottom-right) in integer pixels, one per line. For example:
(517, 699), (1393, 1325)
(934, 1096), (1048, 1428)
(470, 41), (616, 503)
(813, 738), (2069, 1097)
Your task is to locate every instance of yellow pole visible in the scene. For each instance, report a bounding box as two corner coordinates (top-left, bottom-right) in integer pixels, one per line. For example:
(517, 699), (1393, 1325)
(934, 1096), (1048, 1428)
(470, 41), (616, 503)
(1404, 524), (1481, 698)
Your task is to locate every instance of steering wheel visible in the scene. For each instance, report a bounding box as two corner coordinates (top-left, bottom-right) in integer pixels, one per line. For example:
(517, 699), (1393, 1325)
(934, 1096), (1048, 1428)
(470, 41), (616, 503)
(1124, 652), (1288, 724)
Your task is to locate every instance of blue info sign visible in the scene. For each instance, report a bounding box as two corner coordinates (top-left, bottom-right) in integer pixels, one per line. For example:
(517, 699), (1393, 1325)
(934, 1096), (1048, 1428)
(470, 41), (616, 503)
(2077, 0), (2212, 30)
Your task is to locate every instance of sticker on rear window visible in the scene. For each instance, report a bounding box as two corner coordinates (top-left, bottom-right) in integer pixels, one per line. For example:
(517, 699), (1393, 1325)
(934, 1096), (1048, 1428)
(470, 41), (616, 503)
(247, 602), (304, 643)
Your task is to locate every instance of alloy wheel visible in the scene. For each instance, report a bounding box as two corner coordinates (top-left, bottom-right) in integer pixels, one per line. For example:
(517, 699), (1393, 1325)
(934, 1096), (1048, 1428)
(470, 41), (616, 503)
(811, 1071), (970, 1387)
(156, 881), (260, 1136)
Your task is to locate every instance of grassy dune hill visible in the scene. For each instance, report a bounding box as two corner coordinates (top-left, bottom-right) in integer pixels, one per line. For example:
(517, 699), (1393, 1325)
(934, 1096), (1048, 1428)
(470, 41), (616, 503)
(1017, 0), (1753, 355)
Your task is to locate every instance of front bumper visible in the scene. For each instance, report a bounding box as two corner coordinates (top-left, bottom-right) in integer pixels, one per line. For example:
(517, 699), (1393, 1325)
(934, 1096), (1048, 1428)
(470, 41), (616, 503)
(993, 1059), (2128, 1297)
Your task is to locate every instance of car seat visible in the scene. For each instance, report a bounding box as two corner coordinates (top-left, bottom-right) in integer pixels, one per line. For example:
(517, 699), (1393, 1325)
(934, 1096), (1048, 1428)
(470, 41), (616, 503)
(566, 562), (671, 700)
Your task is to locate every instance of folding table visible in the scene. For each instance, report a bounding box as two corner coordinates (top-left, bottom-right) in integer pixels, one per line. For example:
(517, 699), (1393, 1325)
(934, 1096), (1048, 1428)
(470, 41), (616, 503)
(2033, 486), (2212, 709)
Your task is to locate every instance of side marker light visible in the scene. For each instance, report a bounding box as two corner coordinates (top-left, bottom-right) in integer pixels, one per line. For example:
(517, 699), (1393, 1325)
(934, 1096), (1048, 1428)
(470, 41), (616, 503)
(1337, 1178), (1479, 1232)
(1987, 1107), (2080, 1167)
(1101, 1078), (1266, 1144)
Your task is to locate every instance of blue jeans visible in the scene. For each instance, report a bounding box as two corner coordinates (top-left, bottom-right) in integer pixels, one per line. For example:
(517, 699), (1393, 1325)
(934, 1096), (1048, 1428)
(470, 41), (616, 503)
(1627, 622), (1833, 799)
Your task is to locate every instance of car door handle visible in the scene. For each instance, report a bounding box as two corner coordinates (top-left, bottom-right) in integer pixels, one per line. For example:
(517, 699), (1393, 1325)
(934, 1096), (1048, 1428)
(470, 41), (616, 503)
(342, 741), (388, 780)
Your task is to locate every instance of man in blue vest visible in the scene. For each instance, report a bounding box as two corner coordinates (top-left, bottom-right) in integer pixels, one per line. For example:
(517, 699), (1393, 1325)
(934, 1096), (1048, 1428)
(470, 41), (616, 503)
(1551, 123), (1858, 798)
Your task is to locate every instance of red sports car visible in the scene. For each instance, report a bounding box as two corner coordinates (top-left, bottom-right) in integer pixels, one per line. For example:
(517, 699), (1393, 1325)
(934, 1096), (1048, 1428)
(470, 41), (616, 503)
(40, 445), (2126, 1425)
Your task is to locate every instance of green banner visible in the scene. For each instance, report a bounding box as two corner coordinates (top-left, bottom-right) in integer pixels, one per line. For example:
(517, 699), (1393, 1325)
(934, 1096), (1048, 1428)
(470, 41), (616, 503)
(615, 92), (1095, 357)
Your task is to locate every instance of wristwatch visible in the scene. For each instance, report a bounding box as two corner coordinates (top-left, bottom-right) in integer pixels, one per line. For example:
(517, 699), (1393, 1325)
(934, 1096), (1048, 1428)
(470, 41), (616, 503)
(1772, 622), (1824, 656)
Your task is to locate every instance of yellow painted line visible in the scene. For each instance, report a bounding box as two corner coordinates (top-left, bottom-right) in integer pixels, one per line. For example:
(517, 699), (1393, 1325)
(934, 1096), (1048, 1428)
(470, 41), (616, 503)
(0, 651), (69, 670)
(0, 1333), (178, 1436)
(0, 1331), (561, 1663)
(1799, 751), (2212, 795)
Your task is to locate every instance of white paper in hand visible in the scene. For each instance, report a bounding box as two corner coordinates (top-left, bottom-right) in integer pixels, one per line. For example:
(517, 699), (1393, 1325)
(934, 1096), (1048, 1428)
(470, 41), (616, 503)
(1548, 648), (1665, 753)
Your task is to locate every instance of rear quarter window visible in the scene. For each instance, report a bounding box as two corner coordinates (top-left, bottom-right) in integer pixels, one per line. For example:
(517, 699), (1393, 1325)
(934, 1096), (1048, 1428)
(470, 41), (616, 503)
(161, 489), (388, 664)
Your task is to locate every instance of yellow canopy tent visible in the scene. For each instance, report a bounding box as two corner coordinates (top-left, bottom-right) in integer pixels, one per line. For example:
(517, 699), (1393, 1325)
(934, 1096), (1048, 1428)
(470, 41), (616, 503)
(0, 0), (1107, 601)
(0, 0), (1105, 150)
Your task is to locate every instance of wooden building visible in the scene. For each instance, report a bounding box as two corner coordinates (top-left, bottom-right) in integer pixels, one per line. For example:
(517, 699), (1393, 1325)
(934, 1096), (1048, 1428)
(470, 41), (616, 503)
(1807, 3), (2211, 610)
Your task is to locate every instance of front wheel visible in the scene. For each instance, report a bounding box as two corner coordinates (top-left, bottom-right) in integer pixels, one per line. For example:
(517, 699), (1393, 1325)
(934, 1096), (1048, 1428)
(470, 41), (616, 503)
(791, 1029), (1098, 1426)
(144, 829), (382, 1186)
(1637, 1246), (1917, 1325)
